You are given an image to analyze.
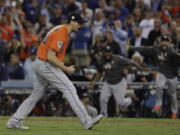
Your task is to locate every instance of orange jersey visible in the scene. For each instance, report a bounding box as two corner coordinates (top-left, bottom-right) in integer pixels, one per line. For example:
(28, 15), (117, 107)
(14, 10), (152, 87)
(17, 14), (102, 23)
(21, 29), (38, 47)
(0, 24), (14, 40)
(37, 25), (69, 61)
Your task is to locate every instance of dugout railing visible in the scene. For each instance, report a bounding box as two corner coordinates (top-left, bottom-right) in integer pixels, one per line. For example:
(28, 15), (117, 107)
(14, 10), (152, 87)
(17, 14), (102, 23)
(0, 80), (180, 95)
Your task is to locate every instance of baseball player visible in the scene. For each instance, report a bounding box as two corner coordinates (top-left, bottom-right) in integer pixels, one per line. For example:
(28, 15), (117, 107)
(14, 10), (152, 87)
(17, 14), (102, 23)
(7, 12), (102, 130)
(89, 45), (149, 117)
(129, 35), (179, 118)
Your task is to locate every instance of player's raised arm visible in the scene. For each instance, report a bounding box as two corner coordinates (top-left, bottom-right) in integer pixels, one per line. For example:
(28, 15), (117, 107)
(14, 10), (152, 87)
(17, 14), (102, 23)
(119, 55), (151, 72)
(129, 46), (155, 56)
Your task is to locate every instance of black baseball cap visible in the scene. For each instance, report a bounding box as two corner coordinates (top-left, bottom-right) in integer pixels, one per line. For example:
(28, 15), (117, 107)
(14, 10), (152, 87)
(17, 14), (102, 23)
(68, 12), (88, 25)
(161, 35), (171, 42)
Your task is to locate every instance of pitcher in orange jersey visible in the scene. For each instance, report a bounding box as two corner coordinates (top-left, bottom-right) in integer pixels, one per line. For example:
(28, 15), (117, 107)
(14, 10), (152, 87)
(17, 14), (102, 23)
(7, 12), (103, 130)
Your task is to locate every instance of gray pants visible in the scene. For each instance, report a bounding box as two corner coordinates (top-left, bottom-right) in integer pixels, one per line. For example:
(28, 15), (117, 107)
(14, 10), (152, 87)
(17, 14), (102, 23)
(155, 73), (178, 114)
(100, 78), (132, 117)
(13, 58), (91, 124)
(85, 104), (98, 117)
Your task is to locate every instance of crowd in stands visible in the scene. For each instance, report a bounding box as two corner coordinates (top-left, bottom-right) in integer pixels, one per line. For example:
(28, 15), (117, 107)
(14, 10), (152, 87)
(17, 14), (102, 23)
(0, 0), (180, 117)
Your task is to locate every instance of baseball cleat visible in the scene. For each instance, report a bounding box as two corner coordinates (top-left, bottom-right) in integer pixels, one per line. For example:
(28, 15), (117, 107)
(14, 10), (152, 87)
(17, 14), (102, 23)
(83, 114), (103, 130)
(171, 113), (177, 119)
(152, 105), (162, 117)
(7, 118), (29, 130)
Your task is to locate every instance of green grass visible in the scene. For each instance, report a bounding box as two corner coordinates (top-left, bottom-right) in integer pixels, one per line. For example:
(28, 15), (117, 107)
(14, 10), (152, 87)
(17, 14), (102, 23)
(0, 116), (180, 135)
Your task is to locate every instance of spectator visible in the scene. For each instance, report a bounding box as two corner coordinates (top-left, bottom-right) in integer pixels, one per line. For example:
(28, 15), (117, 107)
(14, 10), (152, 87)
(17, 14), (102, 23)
(105, 30), (122, 55)
(0, 55), (8, 81)
(124, 15), (135, 38)
(151, 0), (163, 12)
(7, 95), (20, 114)
(95, 0), (112, 19)
(59, 15), (68, 25)
(23, 0), (40, 24)
(148, 19), (161, 45)
(139, 11), (154, 39)
(108, 0), (117, 11)
(104, 20), (128, 56)
(80, 0), (93, 26)
(89, 34), (106, 67)
(81, 93), (98, 117)
(17, 21), (38, 61)
(125, 0), (136, 13)
(87, 0), (99, 11)
(169, 21), (178, 46)
(3, 37), (22, 63)
(8, 53), (24, 80)
(91, 10), (105, 44)
(63, 100), (76, 117)
(176, 27), (180, 52)
(24, 47), (37, 80)
(133, 8), (143, 24)
(115, 0), (129, 23)
(114, 20), (128, 45)
(160, 3), (171, 24)
(37, 1), (50, 22)
(128, 25), (149, 60)
(34, 13), (53, 36)
(71, 24), (91, 67)
(161, 25), (170, 37)
(50, 4), (63, 26)
(22, 22), (38, 47)
(106, 9), (118, 22)
(0, 31), (6, 57)
(65, 0), (80, 15)
(0, 0), (6, 18)
(136, 0), (149, 13)
(0, 13), (14, 41)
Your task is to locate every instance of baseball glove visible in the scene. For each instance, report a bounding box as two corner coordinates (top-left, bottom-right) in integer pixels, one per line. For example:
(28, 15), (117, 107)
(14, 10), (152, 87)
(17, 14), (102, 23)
(64, 57), (78, 66)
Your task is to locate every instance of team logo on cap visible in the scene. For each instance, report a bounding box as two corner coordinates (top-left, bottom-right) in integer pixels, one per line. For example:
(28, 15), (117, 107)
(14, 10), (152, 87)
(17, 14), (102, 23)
(57, 41), (64, 48)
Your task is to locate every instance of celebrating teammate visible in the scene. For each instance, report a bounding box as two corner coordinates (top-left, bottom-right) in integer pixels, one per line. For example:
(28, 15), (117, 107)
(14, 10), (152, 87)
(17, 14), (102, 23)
(129, 35), (179, 118)
(88, 45), (150, 117)
(7, 12), (102, 130)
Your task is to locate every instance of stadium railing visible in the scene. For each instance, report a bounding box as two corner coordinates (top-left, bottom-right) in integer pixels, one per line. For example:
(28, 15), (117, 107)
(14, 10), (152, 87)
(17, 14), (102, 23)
(0, 80), (180, 94)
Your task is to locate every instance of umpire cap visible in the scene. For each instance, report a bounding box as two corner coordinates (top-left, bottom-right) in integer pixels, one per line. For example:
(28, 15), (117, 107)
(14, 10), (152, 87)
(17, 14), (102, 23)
(68, 12), (88, 25)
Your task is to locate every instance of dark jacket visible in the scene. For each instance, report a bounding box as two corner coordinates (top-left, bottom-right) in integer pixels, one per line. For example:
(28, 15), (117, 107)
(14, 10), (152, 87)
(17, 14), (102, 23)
(128, 37), (150, 63)
(148, 29), (161, 45)
(8, 63), (24, 80)
(0, 63), (8, 81)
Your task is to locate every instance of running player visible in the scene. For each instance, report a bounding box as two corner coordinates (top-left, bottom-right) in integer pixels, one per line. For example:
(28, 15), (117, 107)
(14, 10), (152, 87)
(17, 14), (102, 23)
(129, 35), (179, 118)
(88, 45), (150, 117)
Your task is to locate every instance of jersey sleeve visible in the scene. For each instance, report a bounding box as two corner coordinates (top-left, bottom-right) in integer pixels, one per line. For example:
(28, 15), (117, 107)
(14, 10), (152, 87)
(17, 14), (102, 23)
(130, 46), (155, 56)
(118, 55), (136, 66)
(48, 29), (67, 52)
